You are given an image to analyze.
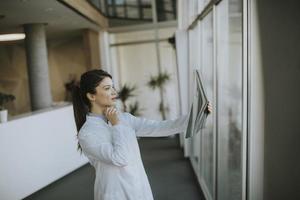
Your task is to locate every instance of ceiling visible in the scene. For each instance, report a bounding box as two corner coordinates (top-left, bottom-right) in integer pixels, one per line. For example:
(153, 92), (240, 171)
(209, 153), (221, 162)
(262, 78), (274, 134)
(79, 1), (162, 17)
(0, 0), (101, 40)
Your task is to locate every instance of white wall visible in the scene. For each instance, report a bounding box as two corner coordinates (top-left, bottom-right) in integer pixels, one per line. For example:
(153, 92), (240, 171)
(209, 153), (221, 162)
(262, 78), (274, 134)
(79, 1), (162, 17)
(109, 27), (180, 120)
(252, 0), (300, 199)
(0, 105), (88, 200)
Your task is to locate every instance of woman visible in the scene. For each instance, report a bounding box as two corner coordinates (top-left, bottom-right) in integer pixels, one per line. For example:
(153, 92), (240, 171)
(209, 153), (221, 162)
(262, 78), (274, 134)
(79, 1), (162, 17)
(72, 69), (212, 200)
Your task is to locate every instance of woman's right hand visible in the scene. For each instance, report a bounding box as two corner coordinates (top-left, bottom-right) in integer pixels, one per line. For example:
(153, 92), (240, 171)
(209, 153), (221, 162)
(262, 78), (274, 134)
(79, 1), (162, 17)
(104, 107), (119, 126)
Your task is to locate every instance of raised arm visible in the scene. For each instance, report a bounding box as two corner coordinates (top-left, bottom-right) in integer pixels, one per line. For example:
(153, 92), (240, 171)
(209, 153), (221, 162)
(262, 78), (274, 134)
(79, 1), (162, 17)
(78, 124), (130, 167)
(125, 113), (188, 137)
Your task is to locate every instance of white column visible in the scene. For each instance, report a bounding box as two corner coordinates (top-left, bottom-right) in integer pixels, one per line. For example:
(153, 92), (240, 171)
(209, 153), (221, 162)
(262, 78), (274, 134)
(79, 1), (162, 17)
(24, 24), (52, 111)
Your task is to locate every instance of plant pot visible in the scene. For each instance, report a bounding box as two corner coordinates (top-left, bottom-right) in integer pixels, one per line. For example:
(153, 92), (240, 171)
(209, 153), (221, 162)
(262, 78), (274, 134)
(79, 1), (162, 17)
(0, 109), (8, 123)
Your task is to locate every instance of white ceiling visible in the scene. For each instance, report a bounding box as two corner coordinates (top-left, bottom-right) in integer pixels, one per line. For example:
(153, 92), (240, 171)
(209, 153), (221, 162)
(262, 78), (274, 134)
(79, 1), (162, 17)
(0, 0), (100, 39)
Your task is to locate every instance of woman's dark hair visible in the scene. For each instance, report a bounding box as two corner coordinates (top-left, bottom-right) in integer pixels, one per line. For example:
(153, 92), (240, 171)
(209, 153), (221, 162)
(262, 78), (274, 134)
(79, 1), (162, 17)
(72, 69), (112, 151)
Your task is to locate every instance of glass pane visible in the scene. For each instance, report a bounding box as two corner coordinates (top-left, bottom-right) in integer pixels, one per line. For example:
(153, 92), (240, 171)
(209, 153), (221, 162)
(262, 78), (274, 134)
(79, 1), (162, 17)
(88, 0), (101, 8)
(110, 43), (161, 118)
(200, 12), (214, 197)
(100, 0), (107, 14)
(126, 0), (136, 4)
(116, 6), (125, 17)
(108, 6), (114, 16)
(110, 29), (179, 120)
(156, 0), (176, 22)
(198, 0), (205, 14)
(127, 7), (139, 18)
(163, 2), (172, 10)
(165, 13), (175, 21)
(113, 29), (155, 43)
(188, 22), (201, 165)
(188, 1), (195, 24)
(143, 8), (152, 19)
(115, 0), (125, 5)
(203, 0), (210, 6)
(193, 0), (198, 16)
(216, 0), (243, 199)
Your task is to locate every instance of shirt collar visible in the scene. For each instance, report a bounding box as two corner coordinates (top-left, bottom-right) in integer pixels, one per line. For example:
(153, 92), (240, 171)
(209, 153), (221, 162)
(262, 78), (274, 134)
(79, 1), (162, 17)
(87, 112), (108, 124)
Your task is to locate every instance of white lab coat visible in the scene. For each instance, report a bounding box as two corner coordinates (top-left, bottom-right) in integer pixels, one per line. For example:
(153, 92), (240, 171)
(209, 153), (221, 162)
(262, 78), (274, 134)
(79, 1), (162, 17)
(78, 112), (188, 200)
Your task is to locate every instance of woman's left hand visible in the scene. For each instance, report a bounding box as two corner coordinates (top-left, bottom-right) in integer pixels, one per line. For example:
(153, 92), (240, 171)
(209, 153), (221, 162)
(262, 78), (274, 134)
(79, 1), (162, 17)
(206, 102), (213, 114)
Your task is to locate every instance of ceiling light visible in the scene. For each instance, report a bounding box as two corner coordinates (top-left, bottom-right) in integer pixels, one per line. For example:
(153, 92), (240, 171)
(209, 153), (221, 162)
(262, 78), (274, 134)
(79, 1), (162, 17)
(0, 33), (25, 41)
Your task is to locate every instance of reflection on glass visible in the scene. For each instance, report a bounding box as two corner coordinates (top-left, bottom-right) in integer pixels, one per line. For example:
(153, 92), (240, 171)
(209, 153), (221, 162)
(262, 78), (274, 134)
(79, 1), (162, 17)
(127, 7), (139, 18)
(108, 7), (114, 16)
(89, 0), (176, 22)
(89, 0), (101, 8)
(116, 7), (125, 17)
(143, 8), (152, 19)
(187, 25), (201, 164)
(197, 0), (205, 14)
(201, 12), (214, 197)
(115, 0), (125, 5)
(156, 0), (176, 22)
(217, 0), (243, 199)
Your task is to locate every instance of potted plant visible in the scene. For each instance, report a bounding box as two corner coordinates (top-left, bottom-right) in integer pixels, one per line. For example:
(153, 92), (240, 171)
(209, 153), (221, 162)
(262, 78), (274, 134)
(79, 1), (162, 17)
(147, 71), (171, 120)
(128, 101), (143, 116)
(0, 92), (16, 123)
(118, 84), (137, 112)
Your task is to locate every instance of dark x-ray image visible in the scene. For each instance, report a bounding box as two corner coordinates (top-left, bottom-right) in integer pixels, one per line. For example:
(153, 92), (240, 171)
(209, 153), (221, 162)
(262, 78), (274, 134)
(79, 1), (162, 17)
(185, 104), (194, 138)
(185, 70), (209, 138)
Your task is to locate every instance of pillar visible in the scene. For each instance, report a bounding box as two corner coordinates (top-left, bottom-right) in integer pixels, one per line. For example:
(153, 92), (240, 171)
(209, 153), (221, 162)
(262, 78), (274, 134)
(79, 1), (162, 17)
(24, 24), (52, 111)
(83, 29), (101, 70)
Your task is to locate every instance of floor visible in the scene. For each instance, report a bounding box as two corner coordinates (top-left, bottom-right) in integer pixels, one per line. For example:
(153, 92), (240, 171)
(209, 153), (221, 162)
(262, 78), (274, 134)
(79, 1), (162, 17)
(24, 136), (205, 200)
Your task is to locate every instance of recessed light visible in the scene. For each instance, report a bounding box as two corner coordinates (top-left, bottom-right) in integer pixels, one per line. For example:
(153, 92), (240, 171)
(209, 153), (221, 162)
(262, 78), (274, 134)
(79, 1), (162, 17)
(0, 33), (26, 41)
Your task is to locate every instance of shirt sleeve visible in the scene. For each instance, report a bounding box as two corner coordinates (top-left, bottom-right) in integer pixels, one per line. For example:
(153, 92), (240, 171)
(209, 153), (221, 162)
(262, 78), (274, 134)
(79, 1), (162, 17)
(78, 124), (130, 167)
(125, 113), (189, 137)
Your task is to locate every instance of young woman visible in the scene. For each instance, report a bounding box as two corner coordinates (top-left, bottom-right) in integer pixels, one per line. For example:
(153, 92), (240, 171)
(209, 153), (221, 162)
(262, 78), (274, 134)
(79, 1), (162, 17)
(72, 69), (212, 200)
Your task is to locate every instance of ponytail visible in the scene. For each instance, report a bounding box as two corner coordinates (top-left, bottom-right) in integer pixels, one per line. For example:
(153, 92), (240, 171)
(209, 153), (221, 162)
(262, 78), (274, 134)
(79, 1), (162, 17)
(72, 85), (88, 151)
(72, 69), (113, 152)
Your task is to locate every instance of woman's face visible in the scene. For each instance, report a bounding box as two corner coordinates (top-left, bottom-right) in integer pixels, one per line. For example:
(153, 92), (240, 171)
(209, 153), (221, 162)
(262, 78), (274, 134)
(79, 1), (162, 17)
(88, 77), (118, 109)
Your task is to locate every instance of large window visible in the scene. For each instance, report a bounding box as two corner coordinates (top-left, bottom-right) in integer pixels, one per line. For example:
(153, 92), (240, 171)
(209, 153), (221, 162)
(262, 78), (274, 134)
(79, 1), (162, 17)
(200, 12), (215, 197)
(188, 22), (202, 166)
(216, 0), (243, 199)
(88, 0), (176, 24)
(183, 0), (245, 200)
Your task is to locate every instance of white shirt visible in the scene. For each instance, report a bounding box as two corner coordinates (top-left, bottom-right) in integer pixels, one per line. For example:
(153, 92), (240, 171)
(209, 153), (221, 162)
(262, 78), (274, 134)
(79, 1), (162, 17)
(78, 112), (188, 200)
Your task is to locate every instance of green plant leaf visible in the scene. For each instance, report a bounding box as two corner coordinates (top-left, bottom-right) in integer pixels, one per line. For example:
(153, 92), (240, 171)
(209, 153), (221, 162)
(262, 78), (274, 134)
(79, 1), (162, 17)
(0, 92), (16, 110)
(147, 76), (158, 90)
(118, 84), (136, 102)
(128, 101), (143, 116)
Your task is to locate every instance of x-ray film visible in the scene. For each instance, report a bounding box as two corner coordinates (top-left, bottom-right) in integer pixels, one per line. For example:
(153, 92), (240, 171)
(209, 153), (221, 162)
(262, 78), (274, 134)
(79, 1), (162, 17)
(185, 70), (209, 138)
(185, 104), (194, 138)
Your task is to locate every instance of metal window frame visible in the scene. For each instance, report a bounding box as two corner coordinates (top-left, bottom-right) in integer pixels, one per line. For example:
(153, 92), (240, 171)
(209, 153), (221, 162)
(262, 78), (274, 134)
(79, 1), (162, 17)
(185, 1), (249, 200)
(242, 1), (249, 200)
